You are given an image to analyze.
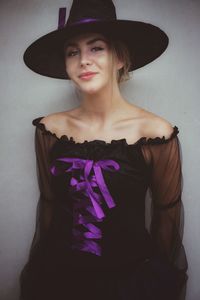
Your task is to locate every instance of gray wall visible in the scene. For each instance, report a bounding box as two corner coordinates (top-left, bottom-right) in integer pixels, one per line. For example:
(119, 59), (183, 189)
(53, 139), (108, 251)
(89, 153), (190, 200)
(0, 0), (199, 299)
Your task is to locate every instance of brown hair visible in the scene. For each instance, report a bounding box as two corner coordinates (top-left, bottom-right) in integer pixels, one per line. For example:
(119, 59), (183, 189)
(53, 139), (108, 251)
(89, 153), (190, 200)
(108, 38), (132, 84)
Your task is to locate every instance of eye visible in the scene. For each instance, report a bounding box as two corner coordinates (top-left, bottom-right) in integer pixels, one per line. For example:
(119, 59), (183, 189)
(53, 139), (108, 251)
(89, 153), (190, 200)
(66, 49), (79, 57)
(91, 46), (104, 52)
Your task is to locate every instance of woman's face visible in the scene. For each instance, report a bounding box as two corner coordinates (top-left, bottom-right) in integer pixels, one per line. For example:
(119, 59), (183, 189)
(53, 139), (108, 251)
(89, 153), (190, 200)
(64, 32), (123, 95)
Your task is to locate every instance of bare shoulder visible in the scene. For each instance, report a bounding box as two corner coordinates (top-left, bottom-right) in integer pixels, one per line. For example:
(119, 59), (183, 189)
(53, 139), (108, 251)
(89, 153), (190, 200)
(141, 110), (174, 139)
(39, 110), (72, 132)
(39, 113), (59, 132)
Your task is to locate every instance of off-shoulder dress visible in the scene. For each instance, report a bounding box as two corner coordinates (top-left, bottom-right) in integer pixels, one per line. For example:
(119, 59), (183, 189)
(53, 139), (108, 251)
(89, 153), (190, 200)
(19, 116), (188, 300)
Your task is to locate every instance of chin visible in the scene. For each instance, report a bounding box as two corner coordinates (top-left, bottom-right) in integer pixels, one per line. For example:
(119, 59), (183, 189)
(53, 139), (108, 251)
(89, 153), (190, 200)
(78, 82), (106, 95)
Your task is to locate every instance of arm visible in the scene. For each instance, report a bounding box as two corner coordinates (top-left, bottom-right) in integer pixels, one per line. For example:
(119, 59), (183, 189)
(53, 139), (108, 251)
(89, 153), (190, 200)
(141, 135), (188, 268)
(148, 137), (182, 260)
(28, 126), (57, 260)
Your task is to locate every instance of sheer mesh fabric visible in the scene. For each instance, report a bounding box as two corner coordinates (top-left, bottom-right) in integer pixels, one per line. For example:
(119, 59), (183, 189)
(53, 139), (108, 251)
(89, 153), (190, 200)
(30, 128), (58, 257)
(19, 128), (58, 297)
(141, 137), (188, 298)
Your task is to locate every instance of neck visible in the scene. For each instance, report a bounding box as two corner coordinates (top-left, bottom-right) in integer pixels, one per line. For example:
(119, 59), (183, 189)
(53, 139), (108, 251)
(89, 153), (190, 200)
(79, 83), (130, 127)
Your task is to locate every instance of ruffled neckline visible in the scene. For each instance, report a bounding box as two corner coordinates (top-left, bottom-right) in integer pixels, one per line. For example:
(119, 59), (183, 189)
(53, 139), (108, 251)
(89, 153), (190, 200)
(32, 116), (179, 147)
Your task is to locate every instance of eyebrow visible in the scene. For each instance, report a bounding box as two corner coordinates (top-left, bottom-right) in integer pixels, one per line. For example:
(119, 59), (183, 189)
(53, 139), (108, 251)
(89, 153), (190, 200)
(65, 38), (107, 49)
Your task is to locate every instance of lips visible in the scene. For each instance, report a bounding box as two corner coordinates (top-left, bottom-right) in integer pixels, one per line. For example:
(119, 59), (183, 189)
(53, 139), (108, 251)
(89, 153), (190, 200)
(79, 72), (98, 79)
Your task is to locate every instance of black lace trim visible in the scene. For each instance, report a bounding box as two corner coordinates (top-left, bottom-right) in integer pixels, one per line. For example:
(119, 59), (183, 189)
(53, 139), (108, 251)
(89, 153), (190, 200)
(32, 116), (179, 147)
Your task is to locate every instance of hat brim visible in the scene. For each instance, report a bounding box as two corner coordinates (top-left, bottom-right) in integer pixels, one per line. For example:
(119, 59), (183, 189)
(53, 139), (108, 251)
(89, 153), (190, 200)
(23, 20), (169, 79)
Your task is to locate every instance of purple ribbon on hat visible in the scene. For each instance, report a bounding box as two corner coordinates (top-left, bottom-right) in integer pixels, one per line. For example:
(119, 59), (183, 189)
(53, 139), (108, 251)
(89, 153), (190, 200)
(50, 157), (120, 256)
(70, 18), (102, 26)
(58, 7), (67, 29)
(58, 8), (101, 29)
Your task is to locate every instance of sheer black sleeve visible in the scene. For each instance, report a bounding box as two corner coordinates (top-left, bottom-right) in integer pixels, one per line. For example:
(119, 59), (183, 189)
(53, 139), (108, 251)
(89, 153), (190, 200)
(28, 124), (57, 257)
(19, 119), (57, 299)
(141, 132), (188, 299)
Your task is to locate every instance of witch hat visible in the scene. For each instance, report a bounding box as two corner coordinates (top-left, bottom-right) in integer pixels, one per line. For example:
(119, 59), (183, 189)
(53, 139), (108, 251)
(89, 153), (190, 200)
(23, 0), (169, 79)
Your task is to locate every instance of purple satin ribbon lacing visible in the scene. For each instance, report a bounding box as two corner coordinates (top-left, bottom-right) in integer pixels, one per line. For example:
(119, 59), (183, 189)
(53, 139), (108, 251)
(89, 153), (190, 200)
(51, 157), (120, 256)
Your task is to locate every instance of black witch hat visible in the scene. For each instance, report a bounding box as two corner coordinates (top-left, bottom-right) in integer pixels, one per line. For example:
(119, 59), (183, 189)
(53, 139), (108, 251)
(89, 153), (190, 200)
(23, 0), (169, 79)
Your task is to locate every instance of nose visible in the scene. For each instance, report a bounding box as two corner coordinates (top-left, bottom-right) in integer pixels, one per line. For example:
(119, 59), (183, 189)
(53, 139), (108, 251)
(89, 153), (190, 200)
(80, 50), (92, 67)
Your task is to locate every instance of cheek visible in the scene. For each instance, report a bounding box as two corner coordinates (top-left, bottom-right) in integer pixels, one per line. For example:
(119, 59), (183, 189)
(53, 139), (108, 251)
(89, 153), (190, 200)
(65, 60), (74, 78)
(97, 56), (112, 73)
(65, 59), (70, 71)
(65, 59), (68, 72)
(105, 61), (114, 78)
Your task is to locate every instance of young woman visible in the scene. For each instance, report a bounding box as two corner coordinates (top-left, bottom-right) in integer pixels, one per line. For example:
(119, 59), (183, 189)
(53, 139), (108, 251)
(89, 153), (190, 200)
(20, 1), (188, 299)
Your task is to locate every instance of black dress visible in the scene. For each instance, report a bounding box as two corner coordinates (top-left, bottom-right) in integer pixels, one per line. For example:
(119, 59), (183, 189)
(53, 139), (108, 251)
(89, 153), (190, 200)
(19, 116), (188, 300)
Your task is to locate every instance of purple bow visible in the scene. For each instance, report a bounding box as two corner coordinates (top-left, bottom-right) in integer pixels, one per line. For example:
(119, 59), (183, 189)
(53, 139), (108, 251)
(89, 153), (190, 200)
(51, 158), (120, 219)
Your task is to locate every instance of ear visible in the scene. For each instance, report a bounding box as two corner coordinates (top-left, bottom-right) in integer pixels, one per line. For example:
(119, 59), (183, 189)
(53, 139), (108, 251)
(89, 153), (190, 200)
(116, 58), (124, 71)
